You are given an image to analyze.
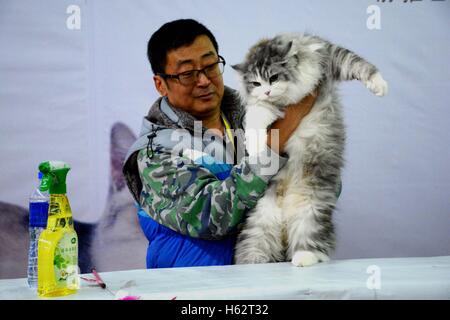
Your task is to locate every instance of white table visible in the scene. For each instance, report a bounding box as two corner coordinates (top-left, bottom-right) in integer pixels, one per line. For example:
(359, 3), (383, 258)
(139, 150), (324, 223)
(1, 256), (449, 300)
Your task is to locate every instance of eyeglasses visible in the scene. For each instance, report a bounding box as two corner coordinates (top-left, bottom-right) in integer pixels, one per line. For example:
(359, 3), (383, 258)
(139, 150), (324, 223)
(157, 55), (226, 86)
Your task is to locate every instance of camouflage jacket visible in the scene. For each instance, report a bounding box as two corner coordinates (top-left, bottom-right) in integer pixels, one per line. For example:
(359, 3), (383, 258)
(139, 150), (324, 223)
(123, 86), (288, 240)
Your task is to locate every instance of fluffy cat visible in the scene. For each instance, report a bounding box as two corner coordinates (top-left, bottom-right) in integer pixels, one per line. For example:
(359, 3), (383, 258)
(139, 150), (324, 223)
(232, 33), (388, 267)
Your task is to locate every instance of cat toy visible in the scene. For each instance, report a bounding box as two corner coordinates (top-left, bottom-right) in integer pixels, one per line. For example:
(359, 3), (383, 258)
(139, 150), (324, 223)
(80, 268), (140, 300)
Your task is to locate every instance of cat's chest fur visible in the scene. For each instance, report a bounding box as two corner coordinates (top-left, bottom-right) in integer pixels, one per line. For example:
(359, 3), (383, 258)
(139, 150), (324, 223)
(271, 93), (343, 206)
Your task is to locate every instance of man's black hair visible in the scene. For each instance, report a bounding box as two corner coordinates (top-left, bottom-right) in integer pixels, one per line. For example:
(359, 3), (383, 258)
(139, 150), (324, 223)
(147, 19), (219, 75)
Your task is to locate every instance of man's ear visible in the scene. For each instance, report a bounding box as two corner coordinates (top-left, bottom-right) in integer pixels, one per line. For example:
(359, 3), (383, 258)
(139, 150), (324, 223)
(154, 75), (168, 97)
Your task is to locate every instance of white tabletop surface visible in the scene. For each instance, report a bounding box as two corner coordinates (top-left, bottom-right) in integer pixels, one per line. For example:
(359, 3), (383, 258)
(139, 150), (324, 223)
(1, 256), (449, 300)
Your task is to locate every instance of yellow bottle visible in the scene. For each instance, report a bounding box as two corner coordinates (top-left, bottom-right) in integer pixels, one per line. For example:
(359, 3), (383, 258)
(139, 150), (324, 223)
(37, 161), (79, 297)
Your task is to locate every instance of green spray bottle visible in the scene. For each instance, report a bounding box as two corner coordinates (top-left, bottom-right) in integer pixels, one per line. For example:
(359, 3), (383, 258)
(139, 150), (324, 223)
(37, 161), (79, 297)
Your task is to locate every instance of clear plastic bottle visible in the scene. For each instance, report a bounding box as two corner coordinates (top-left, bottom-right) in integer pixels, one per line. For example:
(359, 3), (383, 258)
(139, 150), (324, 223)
(27, 172), (49, 288)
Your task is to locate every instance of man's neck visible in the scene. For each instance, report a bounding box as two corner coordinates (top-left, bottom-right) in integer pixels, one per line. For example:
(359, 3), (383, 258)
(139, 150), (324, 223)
(198, 109), (224, 137)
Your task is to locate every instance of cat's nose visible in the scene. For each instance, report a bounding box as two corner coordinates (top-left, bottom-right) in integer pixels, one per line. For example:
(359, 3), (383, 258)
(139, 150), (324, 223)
(265, 90), (271, 96)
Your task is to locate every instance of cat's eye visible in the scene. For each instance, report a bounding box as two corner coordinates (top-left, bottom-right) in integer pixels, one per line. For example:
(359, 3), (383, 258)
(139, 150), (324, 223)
(269, 74), (279, 84)
(251, 81), (261, 87)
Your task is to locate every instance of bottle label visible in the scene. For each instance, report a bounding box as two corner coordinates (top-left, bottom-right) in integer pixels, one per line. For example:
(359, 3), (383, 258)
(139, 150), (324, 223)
(29, 202), (49, 227)
(54, 232), (79, 289)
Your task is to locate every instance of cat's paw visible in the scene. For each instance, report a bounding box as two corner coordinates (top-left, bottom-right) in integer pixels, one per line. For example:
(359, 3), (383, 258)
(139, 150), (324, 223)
(291, 250), (326, 267)
(365, 72), (388, 97)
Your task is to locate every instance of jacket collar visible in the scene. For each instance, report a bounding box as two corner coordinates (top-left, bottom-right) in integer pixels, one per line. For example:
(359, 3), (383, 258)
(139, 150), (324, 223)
(145, 86), (244, 133)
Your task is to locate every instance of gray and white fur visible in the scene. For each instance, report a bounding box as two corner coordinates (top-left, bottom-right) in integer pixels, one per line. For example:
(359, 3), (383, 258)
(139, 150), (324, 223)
(232, 33), (388, 267)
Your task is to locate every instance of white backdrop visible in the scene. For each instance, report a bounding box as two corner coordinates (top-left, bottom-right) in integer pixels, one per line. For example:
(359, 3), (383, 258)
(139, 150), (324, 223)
(1, 0), (449, 274)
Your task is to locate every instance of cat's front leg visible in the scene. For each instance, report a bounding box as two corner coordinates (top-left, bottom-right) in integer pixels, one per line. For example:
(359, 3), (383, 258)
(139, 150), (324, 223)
(244, 104), (283, 156)
(327, 44), (388, 96)
(283, 187), (335, 267)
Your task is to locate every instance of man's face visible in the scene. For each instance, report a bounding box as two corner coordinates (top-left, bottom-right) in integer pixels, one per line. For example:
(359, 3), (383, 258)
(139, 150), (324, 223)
(154, 35), (225, 119)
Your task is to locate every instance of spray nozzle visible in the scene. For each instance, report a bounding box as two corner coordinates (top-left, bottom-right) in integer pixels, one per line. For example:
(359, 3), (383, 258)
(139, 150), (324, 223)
(38, 161), (71, 195)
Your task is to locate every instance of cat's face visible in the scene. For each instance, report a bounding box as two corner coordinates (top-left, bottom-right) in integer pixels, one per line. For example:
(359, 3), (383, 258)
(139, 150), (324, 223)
(241, 72), (290, 104)
(232, 40), (297, 105)
(233, 37), (324, 106)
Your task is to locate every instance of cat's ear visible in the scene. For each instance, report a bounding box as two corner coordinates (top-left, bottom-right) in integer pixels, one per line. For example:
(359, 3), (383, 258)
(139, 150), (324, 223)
(280, 41), (293, 57)
(110, 122), (137, 192)
(231, 63), (245, 74)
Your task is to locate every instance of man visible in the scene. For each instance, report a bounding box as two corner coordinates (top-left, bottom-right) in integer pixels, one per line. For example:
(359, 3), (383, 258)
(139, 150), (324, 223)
(123, 19), (317, 268)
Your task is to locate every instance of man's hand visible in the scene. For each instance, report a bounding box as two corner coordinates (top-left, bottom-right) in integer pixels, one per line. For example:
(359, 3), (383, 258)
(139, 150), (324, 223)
(267, 89), (318, 154)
